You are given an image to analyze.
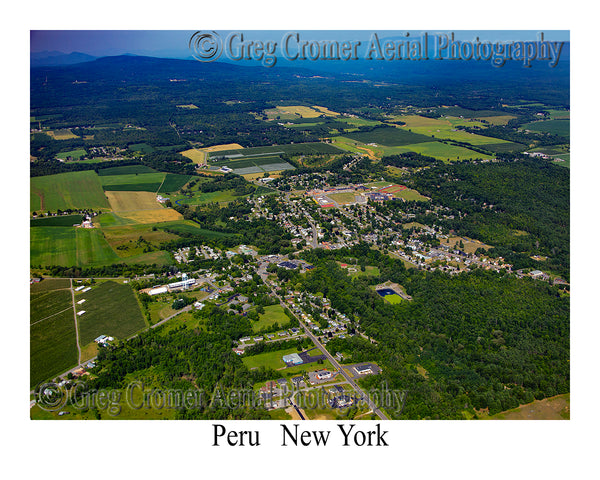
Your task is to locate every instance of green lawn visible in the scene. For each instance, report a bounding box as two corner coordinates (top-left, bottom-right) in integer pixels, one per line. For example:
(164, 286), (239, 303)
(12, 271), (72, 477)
(242, 347), (300, 370)
(252, 305), (291, 332)
(76, 280), (147, 345)
(30, 170), (110, 213)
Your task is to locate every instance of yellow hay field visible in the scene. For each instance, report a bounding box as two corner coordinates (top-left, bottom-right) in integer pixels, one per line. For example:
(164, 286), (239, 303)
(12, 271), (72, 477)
(275, 105), (322, 118)
(312, 105), (339, 116)
(119, 208), (183, 224)
(181, 144), (244, 165)
(105, 191), (162, 212)
(47, 129), (79, 140)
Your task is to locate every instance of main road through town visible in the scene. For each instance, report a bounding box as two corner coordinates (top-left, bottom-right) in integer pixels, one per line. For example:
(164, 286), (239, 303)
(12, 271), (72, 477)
(270, 290), (388, 420)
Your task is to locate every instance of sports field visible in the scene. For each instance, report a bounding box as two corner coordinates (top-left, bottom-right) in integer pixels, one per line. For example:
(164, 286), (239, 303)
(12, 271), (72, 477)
(76, 281), (146, 345)
(30, 286), (78, 387)
(31, 170), (110, 212)
(328, 192), (358, 205)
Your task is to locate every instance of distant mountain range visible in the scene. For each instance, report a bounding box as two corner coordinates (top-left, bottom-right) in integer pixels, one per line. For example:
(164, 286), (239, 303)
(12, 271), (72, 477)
(30, 51), (97, 67)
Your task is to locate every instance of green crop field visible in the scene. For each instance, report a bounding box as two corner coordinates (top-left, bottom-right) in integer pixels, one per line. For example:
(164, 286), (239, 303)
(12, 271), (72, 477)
(159, 220), (239, 239)
(157, 173), (192, 193)
(76, 281), (146, 345)
(100, 172), (166, 192)
(31, 214), (84, 227)
(172, 189), (252, 205)
(479, 142), (527, 154)
(252, 305), (291, 332)
(95, 212), (138, 227)
(97, 165), (158, 176)
(521, 119), (570, 137)
(30, 286), (78, 387)
(30, 227), (120, 267)
(342, 126), (432, 146)
(30, 278), (71, 294)
(383, 141), (493, 162)
(30, 170), (110, 213)
(208, 142), (343, 159)
(30, 289), (72, 324)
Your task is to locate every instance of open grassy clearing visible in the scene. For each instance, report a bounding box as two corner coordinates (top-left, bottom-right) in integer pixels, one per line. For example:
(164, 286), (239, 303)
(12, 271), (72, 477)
(76, 281), (146, 345)
(102, 224), (179, 258)
(31, 309), (78, 387)
(242, 347), (300, 370)
(56, 149), (87, 160)
(172, 189), (251, 206)
(475, 115), (516, 125)
(393, 188), (429, 202)
(251, 304), (290, 332)
(128, 143), (154, 154)
(158, 220), (238, 240)
(481, 393), (569, 420)
(95, 212), (138, 227)
(441, 235), (493, 254)
(30, 170), (110, 213)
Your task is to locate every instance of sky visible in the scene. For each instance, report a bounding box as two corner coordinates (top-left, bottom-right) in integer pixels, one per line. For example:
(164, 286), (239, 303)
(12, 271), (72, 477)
(30, 30), (570, 58)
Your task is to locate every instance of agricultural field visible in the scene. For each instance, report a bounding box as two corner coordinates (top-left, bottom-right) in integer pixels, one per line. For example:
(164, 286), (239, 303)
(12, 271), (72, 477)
(128, 143), (155, 154)
(384, 141), (494, 162)
(545, 109), (570, 119)
(30, 284), (78, 387)
(30, 227), (120, 267)
(75, 280), (146, 345)
(100, 172), (166, 192)
(46, 129), (79, 140)
(31, 214), (84, 227)
(105, 190), (162, 211)
(251, 305), (291, 332)
(30, 278), (71, 293)
(392, 115), (511, 145)
(157, 173), (192, 194)
(97, 165), (158, 176)
(342, 126), (433, 146)
(30, 170), (110, 213)
(264, 105), (334, 120)
(521, 119), (570, 137)
(171, 188), (254, 206)
(94, 212), (137, 227)
(181, 143), (244, 165)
